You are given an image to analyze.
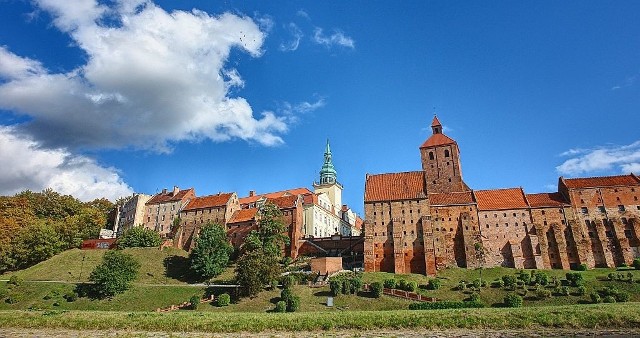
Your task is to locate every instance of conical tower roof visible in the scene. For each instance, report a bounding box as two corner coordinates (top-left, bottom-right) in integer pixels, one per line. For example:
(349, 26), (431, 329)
(319, 139), (337, 184)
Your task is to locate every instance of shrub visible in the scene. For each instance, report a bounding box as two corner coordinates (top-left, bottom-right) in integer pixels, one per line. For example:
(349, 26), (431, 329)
(383, 279), (397, 289)
(8, 275), (23, 286)
(633, 258), (640, 270)
(517, 271), (531, 285)
(5, 297), (18, 304)
(533, 271), (549, 286)
(559, 286), (570, 296)
(341, 280), (351, 295)
(469, 293), (481, 302)
(352, 277), (363, 293)
(576, 263), (588, 271)
(189, 223), (233, 281)
(216, 293), (231, 307)
(405, 281), (418, 292)
(566, 272), (584, 287)
(329, 280), (342, 296)
(189, 295), (200, 310)
(282, 275), (296, 289)
(409, 300), (484, 310)
(0, 289), (7, 299)
(502, 275), (517, 289)
(472, 279), (482, 289)
(614, 291), (630, 303)
(504, 293), (523, 308)
(427, 279), (441, 290)
(626, 272), (634, 283)
(590, 292), (601, 304)
(275, 300), (286, 313)
(536, 287), (551, 300)
(89, 250), (140, 298)
(607, 272), (616, 281)
(551, 276), (561, 287)
(491, 279), (505, 288)
(370, 282), (383, 298)
(286, 295), (300, 312)
(117, 227), (162, 248)
(577, 286), (586, 296)
(603, 295), (616, 303)
(281, 288), (293, 303)
(397, 280), (408, 291)
(457, 280), (467, 290)
(63, 291), (78, 302)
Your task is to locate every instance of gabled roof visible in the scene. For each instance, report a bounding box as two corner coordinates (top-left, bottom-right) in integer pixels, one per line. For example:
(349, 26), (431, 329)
(146, 188), (194, 205)
(474, 187), (528, 211)
(239, 187), (312, 205)
(364, 171), (425, 202)
(429, 192), (475, 206)
(267, 195), (299, 209)
(183, 193), (234, 211)
(526, 192), (569, 208)
(562, 174), (640, 189)
(420, 133), (457, 148)
(228, 208), (258, 224)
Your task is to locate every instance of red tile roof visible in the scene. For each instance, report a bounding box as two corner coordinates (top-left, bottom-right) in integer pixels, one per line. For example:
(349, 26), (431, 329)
(474, 188), (528, 211)
(267, 195), (299, 209)
(420, 133), (457, 148)
(239, 187), (312, 205)
(526, 192), (569, 207)
(146, 188), (194, 205)
(563, 174), (640, 189)
(183, 193), (233, 210)
(364, 171), (425, 202)
(228, 208), (258, 223)
(429, 192), (474, 206)
(431, 116), (442, 127)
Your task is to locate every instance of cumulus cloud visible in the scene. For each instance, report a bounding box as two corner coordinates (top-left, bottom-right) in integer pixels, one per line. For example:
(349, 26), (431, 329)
(280, 23), (303, 52)
(0, 0), (287, 150)
(0, 126), (133, 201)
(313, 28), (354, 49)
(556, 141), (640, 176)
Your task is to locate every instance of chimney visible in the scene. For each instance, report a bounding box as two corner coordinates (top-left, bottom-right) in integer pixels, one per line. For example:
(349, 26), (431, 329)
(249, 190), (255, 197)
(173, 186), (179, 196)
(162, 188), (167, 194)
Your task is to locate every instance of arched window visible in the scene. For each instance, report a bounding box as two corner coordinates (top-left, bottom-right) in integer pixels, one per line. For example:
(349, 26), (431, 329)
(444, 149), (450, 157)
(428, 152), (434, 160)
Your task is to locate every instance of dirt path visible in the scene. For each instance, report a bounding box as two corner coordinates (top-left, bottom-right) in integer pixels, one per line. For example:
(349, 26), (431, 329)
(1, 328), (639, 337)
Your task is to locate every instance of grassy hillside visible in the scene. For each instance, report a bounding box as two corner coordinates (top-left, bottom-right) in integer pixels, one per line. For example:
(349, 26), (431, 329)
(0, 247), (193, 285)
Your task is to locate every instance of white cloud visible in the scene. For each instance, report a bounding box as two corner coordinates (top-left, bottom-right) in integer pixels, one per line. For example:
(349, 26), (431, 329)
(280, 23), (303, 52)
(0, 126), (133, 201)
(279, 98), (325, 123)
(0, 0), (287, 150)
(296, 10), (310, 20)
(556, 141), (640, 176)
(313, 28), (354, 49)
(611, 73), (638, 90)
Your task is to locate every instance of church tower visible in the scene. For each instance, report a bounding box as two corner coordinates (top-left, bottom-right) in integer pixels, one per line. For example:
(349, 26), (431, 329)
(420, 116), (468, 193)
(313, 140), (343, 210)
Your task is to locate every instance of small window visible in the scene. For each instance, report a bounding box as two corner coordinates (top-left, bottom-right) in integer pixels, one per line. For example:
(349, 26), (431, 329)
(444, 149), (450, 157)
(428, 152), (434, 160)
(581, 207), (588, 214)
(618, 205), (625, 212)
(598, 206), (606, 213)
(541, 210), (545, 215)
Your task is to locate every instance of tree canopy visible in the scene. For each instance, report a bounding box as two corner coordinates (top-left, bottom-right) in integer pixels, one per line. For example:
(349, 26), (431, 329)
(117, 226), (162, 248)
(89, 250), (140, 298)
(0, 189), (115, 273)
(189, 222), (233, 280)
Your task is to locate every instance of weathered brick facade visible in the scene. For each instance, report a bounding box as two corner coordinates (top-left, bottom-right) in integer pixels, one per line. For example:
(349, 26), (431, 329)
(144, 187), (195, 237)
(364, 116), (640, 275)
(176, 192), (239, 251)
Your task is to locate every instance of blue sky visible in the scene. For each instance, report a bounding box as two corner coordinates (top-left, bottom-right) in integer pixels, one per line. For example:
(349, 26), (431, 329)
(0, 1), (639, 215)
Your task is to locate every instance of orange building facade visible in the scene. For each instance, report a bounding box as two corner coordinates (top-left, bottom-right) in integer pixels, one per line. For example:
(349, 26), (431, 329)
(364, 116), (640, 275)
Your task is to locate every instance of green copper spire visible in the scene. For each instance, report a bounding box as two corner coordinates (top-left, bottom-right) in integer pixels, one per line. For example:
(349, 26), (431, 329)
(319, 139), (337, 185)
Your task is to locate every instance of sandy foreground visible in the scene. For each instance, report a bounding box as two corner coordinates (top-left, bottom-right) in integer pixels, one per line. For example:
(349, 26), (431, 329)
(1, 328), (640, 338)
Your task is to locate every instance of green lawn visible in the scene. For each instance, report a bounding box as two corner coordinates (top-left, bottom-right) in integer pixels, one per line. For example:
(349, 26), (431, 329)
(1, 303), (639, 332)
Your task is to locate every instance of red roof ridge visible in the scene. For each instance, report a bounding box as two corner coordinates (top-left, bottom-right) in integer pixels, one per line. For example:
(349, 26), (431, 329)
(473, 187), (528, 211)
(562, 174), (640, 189)
(184, 192), (234, 210)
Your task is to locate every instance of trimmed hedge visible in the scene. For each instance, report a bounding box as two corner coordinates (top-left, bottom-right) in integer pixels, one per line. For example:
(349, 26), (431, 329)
(409, 300), (485, 310)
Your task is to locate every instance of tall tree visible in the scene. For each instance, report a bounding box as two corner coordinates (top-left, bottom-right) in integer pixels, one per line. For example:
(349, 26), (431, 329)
(189, 222), (233, 280)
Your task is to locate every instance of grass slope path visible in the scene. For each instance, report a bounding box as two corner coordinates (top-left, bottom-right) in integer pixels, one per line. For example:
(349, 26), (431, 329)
(0, 304), (639, 332)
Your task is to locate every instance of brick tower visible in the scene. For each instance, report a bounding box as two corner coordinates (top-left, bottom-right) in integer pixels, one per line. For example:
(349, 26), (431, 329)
(419, 116), (468, 193)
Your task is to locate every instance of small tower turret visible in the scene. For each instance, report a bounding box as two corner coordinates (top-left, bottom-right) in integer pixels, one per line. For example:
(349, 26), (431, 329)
(420, 115), (468, 193)
(313, 139), (343, 211)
